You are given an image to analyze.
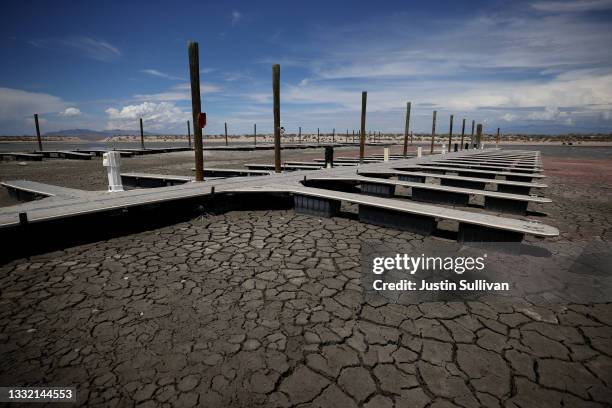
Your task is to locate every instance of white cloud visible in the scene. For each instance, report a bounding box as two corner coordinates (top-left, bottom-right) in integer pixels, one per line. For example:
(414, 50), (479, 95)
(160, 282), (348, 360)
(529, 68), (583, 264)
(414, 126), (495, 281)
(231, 10), (242, 25)
(0, 87), (67, 120)
(133, 83), (221, 102)
(29, 36), (120, 62)
(59, 107), (81, 117)
(531, 0), (612, 12)
(105, 101), (189, 130)
(141, 69), (184, 81)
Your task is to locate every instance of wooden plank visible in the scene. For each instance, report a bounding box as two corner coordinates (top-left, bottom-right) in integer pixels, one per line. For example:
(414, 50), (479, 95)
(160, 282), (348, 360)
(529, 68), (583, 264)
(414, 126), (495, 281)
(306, 176), (551, 203)
(359, 170), (548, 188)
(229, 185), (559, 237)
(398, 165), (546, 178)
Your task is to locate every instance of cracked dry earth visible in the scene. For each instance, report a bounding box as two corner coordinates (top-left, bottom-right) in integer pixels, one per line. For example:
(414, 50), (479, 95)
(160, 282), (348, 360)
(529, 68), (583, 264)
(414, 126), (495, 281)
(1, 155), (612, 407)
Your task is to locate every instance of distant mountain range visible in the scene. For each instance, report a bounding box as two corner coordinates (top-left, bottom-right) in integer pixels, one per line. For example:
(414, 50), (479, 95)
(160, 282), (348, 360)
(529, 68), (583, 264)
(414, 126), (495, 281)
(44, 129), (155, 140)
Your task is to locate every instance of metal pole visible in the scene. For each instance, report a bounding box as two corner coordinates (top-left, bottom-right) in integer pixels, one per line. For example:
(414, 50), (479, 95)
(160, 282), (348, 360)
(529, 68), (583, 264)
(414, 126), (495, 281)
(34, 113), (42, 151)
(140, 118), (144, 150)
(403, 102), (411, 157)
(360, 91), (367, 162)
(224, 122), (228, 146)
(430, 110), (437, 154)
(272, 64), (281, 173)
(188, 41), (204, 181)
(187, 120), (191, 148)
(447, 114), (453, 152)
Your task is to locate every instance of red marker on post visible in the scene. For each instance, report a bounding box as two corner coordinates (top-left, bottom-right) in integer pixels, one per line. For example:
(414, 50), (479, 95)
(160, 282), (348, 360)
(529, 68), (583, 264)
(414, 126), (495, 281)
(197, 112), (207, 129)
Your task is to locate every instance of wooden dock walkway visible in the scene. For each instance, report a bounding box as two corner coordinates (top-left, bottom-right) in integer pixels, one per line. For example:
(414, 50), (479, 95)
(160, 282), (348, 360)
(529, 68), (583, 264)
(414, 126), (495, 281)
(0, 148), (558, 244)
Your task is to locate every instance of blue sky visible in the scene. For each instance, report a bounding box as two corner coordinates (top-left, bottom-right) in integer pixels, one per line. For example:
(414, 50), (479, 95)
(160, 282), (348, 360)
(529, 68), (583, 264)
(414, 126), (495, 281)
(1, 0), (612, 135)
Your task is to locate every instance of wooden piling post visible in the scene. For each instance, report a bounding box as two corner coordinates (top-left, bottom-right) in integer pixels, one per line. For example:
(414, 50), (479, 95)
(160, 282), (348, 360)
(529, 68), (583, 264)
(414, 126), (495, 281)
(187, 120), (192, 148)
(470, 119), (475, 148)
(254, 123), (257, 145)
(476, 123), (483, 148)
(346, 129), (348, 142)
(447, 114), (454, 152)
(317, 128), (320, 144)
(496, 127), (500, 145)
(140, 118), (145, 150)
(430, 110), (437, 154)
(332, 128), (335, 143)
(34, 113), (42, 151)
(360, 91), (367, 162)
(224, 122), (228, 146)
(403, 102), (411, 157)
(272, 64), (281, 173)
(188, 41), (204, 182)
(460, 118), (465, 150)
(299, 126), (301, 144)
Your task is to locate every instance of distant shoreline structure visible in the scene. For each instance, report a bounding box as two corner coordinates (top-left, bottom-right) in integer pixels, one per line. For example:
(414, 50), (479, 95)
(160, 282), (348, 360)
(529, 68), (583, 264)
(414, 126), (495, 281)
(1, 133), (611, 144)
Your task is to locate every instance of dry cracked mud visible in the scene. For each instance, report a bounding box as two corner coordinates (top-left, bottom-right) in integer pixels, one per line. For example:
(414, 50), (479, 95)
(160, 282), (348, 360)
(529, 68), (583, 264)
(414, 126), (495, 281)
(0, 147), (611, 407)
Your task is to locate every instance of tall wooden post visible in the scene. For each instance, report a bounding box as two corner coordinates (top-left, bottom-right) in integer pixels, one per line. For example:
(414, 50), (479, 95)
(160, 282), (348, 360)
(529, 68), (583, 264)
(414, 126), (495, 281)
(272, 64), (281, 173)
(476, 124), (483, 148)
(254, 123), (257, 145)
(403, 102), (411, 157)
(359, 91), (367, 162)
(188, 41), (204, 181)
(187, 120), (191, 148)
(299, 126), (301, 143)
(430, 110), (437, 154)
(224, 122), (228, 146)
(317, 128), (320, 144)
(346, 129), (348, 142)
(139, 118), (145, 150)
(496, 128), (500, 145)
(460, 118), (465, 150)
(470, 120), (475, 147)
(447, 114), (454, 152)
(410, 131), (413, 145)
(34, 113), (42, 151)
(332, 128), (335, 143)
(352, 130), (355, 143)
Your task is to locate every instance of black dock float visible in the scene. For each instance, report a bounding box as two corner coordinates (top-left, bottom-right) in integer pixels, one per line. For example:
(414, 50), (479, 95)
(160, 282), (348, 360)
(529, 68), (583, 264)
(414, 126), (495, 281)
(411, 187), (470, 206)
(484, 197), (529, 215)
(358, 205), (436, 235)
(294, 195), (340, 217)
(361, 182), (395, 197)
(497, 184), (531, 195)
(458, 223), (524, 242)
(458, 171), (496, 179)
(398, 174), (426, 183)
(506, 175), (533, 183)
(440, 178), (486, 190)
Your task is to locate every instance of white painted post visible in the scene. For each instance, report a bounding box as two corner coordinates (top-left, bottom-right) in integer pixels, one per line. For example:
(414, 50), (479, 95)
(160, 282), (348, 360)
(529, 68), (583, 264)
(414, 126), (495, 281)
(441, 144), (446, 155)
(417, 146), (422, 157)
(103, 151), (124, 192)
(383, 147), (390, 162)
(481, 143), (485, 150)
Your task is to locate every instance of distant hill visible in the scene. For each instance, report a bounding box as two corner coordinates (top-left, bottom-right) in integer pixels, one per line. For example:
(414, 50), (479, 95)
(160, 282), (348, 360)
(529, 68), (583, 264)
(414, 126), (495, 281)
(44, 129), (153, 140)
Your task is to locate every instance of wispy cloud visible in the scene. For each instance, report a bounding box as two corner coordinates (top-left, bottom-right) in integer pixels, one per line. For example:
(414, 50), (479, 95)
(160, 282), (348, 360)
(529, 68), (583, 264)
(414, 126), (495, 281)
(133, 83), (221, 102)
(28, 36), (121, 62)
(231, 10), (243, 26)
(531, 0), (612, 12)
(141, 69), (184, 80)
